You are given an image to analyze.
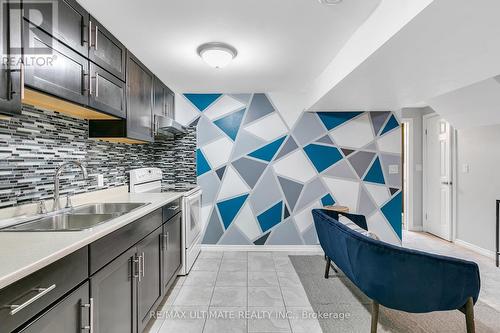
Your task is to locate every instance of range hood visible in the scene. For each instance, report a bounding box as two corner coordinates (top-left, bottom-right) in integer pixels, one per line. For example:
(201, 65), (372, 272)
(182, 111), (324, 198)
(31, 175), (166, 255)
(154, 115), (188, 136)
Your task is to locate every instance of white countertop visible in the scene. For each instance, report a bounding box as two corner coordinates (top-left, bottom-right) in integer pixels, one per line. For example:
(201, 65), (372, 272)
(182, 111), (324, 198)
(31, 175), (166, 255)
(0, 191), (185, 290)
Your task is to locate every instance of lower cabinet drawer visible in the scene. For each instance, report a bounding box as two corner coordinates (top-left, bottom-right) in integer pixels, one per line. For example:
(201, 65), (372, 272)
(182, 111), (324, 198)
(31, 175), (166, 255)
(0, 248), (88, 333)
(18, 282), (90, 333)
(90, 209), (162, 275)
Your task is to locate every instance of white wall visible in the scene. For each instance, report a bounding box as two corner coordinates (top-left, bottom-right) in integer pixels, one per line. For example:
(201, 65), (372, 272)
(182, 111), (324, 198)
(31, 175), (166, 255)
(456, 125), (500, 253)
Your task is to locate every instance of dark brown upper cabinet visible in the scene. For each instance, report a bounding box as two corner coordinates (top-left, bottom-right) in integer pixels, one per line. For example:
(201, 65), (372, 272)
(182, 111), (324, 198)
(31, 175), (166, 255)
(23, 0), (89, 57)
(153, 76), (175, 119)
(89, 16), (126, 81)
(88, 62), (126, 118)
(23, 20), (89, 106)
(152, 76), (165, 116)
(0, 0), (23, 115)
(126, 51), (153, 142)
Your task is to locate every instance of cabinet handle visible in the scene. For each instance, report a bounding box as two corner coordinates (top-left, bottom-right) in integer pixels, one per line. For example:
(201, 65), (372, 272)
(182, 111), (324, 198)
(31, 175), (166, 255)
(7, 284), (56, 315)
(141, 252), (145, 278)
(95, 25), (98, 50)
(138, 255), (142, 282)
(90, 73), (99, 98)
(133, 256), (140, 281)
(88, 21), (92, 48)
(20, 62), (24, 100)
(168, 205), (179, 211)
(81, 297), (94, 333)
(163, 233), (168, 251)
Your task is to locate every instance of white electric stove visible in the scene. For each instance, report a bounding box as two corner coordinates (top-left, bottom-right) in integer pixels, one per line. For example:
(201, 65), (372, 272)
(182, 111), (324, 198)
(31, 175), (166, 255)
(129, 167), (201, 275)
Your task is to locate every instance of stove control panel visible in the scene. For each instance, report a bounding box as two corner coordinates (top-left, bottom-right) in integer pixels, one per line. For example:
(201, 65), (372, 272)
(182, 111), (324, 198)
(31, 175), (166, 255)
(129, 167), (163, 187)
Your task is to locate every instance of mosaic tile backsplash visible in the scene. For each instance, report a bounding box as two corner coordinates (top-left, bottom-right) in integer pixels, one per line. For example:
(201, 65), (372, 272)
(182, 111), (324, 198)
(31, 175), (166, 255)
(0, 105), (197, 208)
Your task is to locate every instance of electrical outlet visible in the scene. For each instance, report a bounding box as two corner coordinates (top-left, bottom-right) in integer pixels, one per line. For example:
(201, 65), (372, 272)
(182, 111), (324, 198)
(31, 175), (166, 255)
(97, 174), (104, 187)
(388, 165), (399, 174)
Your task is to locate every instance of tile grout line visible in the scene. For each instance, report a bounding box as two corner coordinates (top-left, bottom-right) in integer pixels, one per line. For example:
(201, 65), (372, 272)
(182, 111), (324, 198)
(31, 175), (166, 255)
(202, 255), (223, 333)
(274, 253), (294, 333)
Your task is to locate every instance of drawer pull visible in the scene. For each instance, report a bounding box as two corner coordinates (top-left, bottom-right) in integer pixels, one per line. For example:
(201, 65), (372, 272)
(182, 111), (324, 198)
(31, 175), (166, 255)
(141, 252), (145, 278)
(8, 284), (56, 315)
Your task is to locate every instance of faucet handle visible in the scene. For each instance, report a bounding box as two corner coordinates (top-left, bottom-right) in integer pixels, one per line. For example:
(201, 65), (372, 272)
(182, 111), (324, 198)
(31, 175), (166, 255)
(36, 201), (47, 214)
(65, 194), (73, 209)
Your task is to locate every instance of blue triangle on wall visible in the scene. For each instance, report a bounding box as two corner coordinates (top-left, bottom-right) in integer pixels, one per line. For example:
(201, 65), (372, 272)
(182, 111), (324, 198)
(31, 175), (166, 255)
(321, 194), (336, 206)
(217, 194), (249, 229)
(317, 112), (362, 131)
(196, 149), (211, 176)
(380, 115), (400, 136)
(303, 144), (343, 173)
(364, 157), (385, 184)
(184, 93), (222, 112)
(214, 109), (246, 141)
(248, 136), (286, 162)
(381, 192), (402, 239)
(257, 201), (283, 233)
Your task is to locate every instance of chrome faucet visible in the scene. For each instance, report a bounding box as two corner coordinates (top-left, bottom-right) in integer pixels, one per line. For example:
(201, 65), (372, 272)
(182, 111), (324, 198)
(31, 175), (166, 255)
(53, 161), (88, 211)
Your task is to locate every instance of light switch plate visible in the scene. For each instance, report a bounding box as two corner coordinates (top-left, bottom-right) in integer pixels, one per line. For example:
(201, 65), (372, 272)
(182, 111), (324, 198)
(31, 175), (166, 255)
(462, 164), (470, 173)
(388, 165), (399, 174)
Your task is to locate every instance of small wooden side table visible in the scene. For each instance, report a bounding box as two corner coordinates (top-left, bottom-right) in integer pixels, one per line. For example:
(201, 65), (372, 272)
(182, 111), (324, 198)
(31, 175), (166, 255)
(323, 205), (350, 213)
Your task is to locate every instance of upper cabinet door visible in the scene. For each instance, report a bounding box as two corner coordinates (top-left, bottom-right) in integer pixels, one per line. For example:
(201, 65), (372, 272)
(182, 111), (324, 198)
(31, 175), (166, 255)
(23, 0), (89, 57)
(165, 88), (175, 119)
(153, 76), (165, 116)
(89, 63), (126, 118)
(0, 0), (22, 115)
(89, 16), (126, 81)
(126, 52), (153, 142)
(23, 20), (89, 106)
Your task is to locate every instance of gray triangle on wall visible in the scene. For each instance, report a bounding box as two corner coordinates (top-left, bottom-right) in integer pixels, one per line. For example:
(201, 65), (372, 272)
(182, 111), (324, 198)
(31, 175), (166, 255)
(218, 225), (252, 245)
(275, 136), (299, 161)
(243, 93), (275, 125)
(265, 219), (303, 245)
(202, 209), (224, 244)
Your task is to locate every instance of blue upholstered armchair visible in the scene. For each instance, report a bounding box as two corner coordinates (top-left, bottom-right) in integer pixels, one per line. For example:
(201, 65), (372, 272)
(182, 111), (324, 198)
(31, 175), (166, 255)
(312, 209), (481, 333)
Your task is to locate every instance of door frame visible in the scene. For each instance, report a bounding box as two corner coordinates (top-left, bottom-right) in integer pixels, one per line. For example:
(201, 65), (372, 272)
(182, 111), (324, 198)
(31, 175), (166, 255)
(401, 119), (414, 232)
(422, 113), (458, 241)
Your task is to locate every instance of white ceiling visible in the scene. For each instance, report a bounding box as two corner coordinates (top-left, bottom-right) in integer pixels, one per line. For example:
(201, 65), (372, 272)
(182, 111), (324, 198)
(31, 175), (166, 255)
(308, 0), (500, 113)
(78, 0), (380, 93)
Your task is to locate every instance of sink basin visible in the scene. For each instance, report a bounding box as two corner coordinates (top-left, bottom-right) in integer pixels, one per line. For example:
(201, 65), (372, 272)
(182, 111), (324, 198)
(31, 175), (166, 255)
(1, 214), (115, 231)
(71, 202), (147, 215)
(0, 202), (149, 232)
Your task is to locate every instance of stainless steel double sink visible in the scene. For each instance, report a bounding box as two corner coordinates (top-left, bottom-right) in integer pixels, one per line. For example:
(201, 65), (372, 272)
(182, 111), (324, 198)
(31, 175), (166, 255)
(0, 202), (148, 231)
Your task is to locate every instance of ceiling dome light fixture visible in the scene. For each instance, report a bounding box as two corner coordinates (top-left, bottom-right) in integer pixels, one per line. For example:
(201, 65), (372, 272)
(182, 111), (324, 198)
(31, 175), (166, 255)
(197, 42), (238, 69)
(318, 0), (343, 4)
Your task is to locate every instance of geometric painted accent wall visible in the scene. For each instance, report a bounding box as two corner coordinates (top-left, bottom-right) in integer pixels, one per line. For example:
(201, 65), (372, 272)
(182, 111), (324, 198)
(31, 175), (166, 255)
(178, 93), (402, 246)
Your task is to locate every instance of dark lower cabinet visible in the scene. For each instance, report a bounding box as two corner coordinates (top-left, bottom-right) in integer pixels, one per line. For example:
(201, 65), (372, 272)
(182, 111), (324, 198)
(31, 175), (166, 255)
(89, 63), (126, 118)
(0, 0), (22, 115)
(90, 247), (138, 333)
(163, 213), (182, 291)
(19, 282), (90, 333)
(23, 20), (89, 106)
(137, 227), (163, 332)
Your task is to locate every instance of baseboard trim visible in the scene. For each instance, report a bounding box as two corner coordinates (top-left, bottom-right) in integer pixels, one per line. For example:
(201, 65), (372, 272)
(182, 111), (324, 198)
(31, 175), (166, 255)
(454, 239), (495, 259)
(200, 245), (323, 252)
(407, 226), (423, 232)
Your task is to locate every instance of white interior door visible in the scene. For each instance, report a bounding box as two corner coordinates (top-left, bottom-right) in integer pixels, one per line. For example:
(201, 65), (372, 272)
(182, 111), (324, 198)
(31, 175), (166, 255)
(424, 115), (453, 241)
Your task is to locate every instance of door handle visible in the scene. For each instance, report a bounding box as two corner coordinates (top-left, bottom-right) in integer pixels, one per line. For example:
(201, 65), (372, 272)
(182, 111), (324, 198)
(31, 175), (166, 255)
(441, 181), (452, 185)
(81, 297), (94, 333)
(6, 284), (56, 315)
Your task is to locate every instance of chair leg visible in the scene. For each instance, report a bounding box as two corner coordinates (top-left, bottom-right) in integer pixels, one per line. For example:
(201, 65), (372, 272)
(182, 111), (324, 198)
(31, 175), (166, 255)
(324, 256), (331, 279)
(465, 297), (475, 333)
(371, 301), (379, 333)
